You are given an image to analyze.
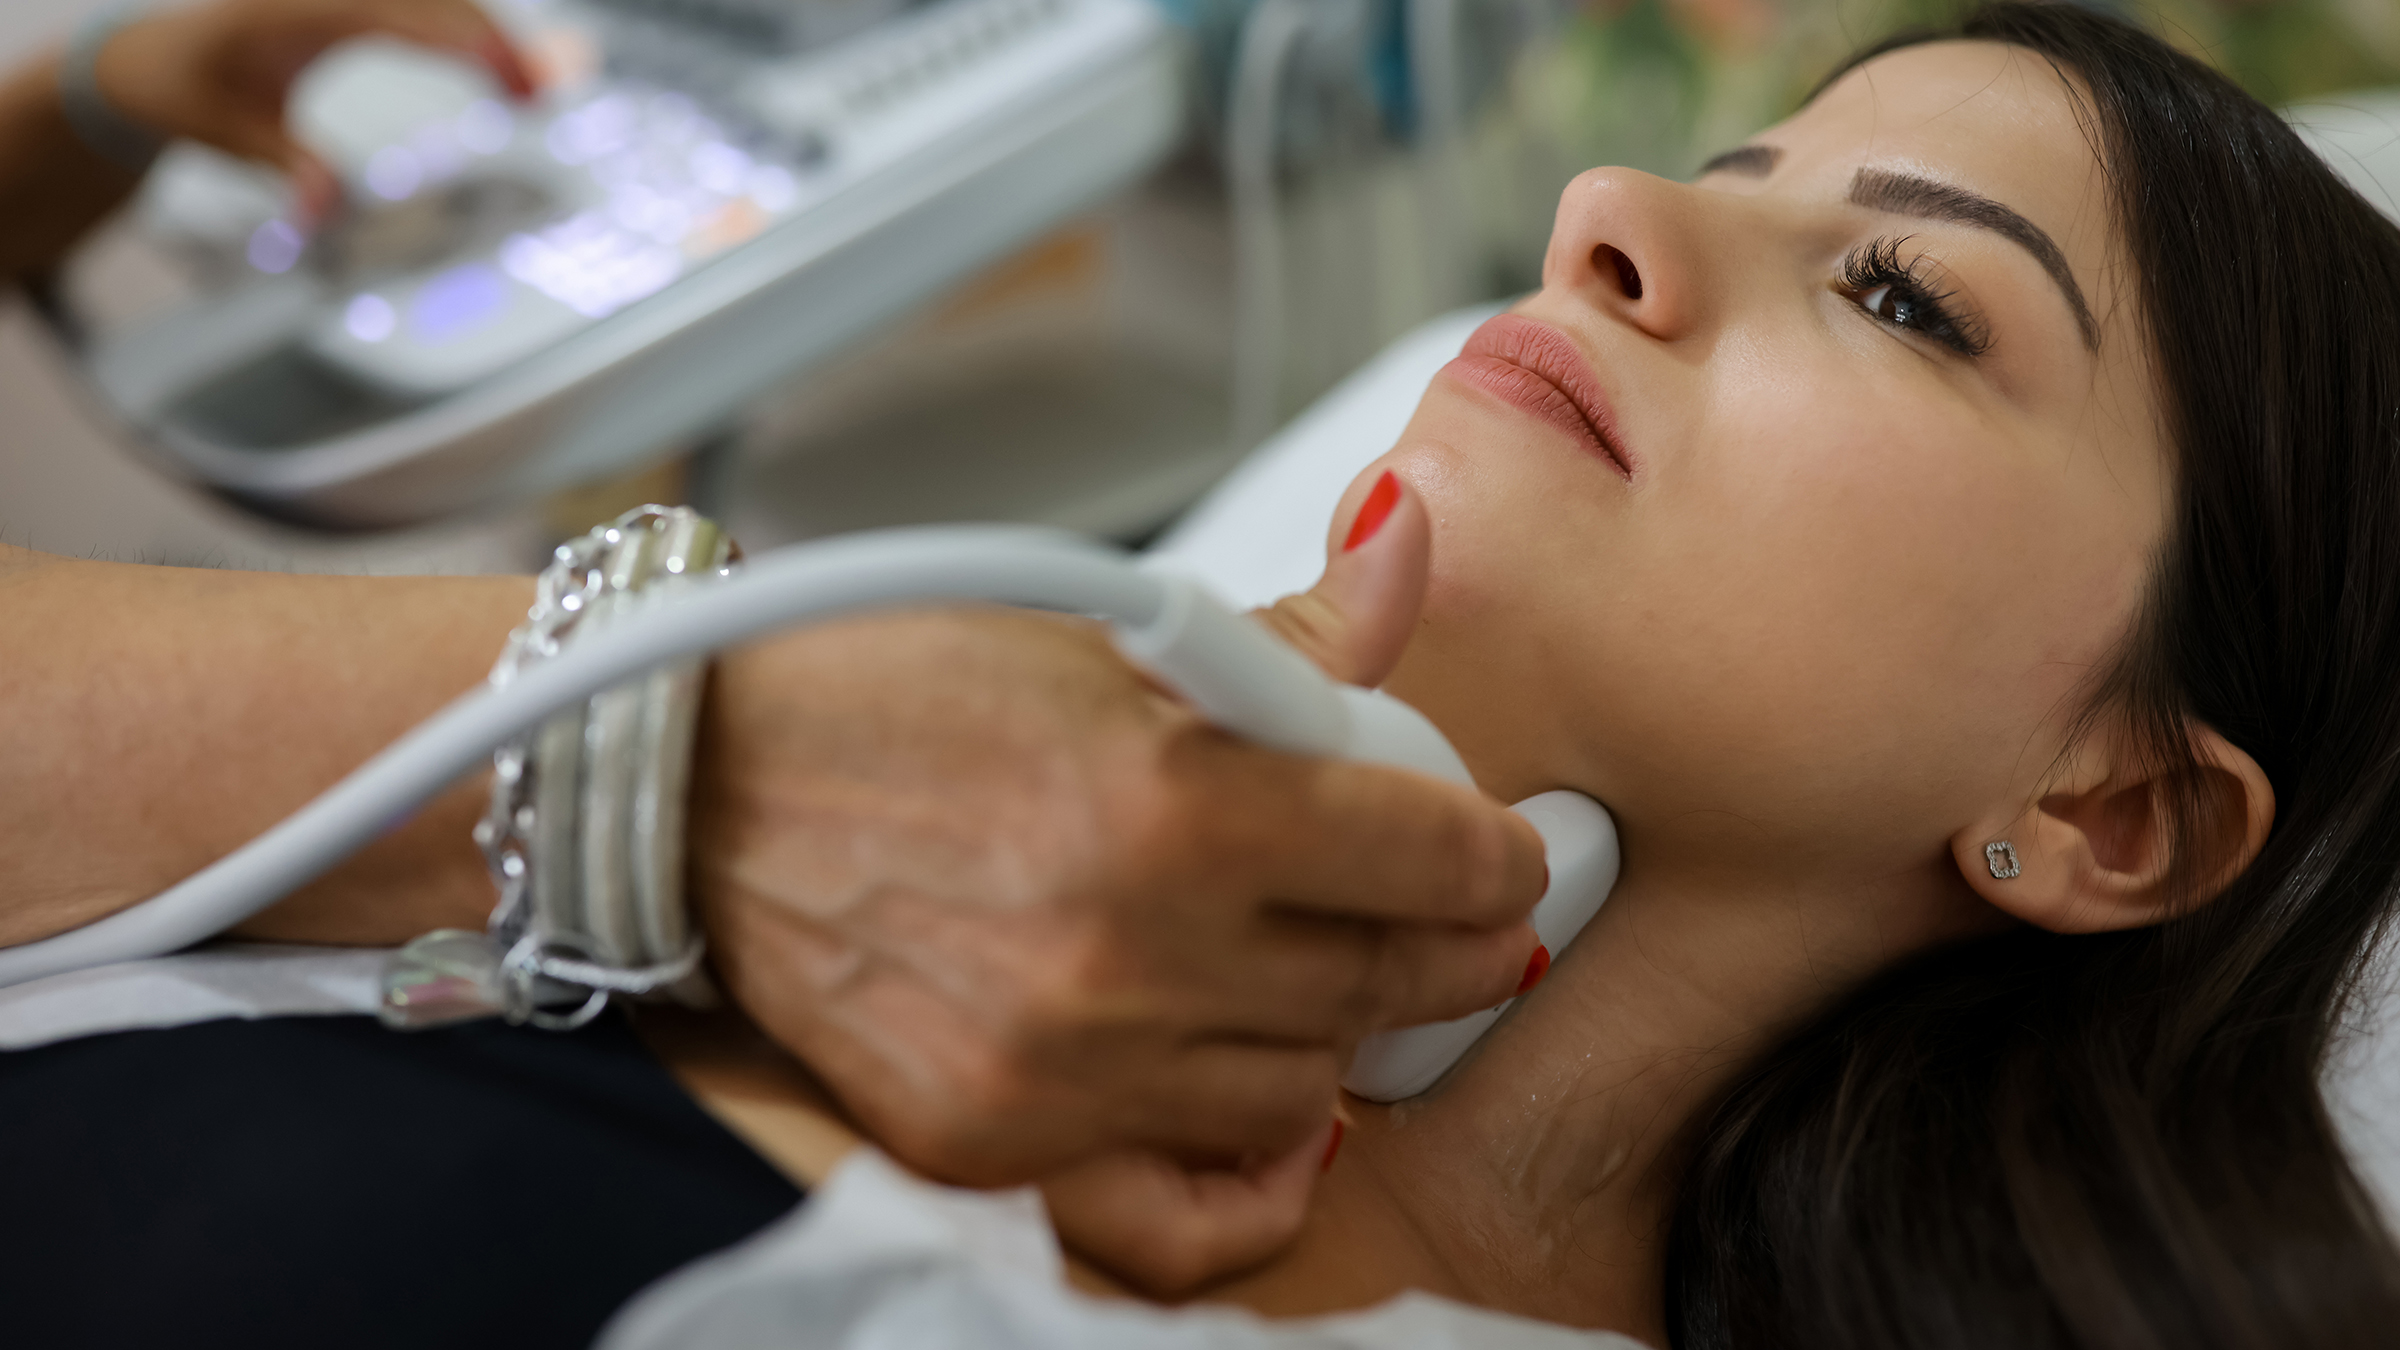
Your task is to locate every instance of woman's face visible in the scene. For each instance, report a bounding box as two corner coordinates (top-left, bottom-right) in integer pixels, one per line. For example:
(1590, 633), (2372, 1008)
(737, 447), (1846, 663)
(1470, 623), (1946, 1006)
(1370, 41), (2167, 882)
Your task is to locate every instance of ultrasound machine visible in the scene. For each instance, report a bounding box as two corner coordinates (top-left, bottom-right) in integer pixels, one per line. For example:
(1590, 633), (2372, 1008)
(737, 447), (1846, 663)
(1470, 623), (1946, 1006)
(58, 0), (1186, 528)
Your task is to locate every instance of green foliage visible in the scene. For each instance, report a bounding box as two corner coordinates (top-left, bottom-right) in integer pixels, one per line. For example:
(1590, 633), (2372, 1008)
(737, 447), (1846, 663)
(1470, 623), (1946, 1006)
(1528, 0), (2400, 177)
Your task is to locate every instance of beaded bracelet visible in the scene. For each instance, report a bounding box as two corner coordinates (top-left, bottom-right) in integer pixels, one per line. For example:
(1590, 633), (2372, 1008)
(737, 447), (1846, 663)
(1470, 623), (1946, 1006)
(381, 506), (737, 1030)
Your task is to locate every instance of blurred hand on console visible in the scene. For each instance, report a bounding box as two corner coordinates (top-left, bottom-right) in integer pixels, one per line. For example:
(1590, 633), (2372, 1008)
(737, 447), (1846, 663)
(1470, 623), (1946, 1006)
(0, 0), (535, 279)
(96, 0), (539, 221)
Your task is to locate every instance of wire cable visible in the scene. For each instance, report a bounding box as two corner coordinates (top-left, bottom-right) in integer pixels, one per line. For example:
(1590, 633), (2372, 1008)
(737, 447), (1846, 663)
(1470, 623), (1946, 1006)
(0, 521), (1618, 1104)
(0, 526), (1253, 989)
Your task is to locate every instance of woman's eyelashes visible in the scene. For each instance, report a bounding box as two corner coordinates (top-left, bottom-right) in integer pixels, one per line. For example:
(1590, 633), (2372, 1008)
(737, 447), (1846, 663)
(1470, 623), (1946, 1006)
(1838, 235), (1993, 358)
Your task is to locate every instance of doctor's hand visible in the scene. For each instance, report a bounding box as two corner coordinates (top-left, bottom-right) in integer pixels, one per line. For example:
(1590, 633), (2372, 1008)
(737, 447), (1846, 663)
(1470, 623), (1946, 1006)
(1034, 470), (1505, 1294)
(92, 0), (538, 220)
(690, 477), (1545, 1220)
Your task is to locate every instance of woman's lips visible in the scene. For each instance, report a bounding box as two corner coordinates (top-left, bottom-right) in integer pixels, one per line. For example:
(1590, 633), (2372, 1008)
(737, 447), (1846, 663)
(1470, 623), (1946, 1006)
(1437, 315), (1632, 479)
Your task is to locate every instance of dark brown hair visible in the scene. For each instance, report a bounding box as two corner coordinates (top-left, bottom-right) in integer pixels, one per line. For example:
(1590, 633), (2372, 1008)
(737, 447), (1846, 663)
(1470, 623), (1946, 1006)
(1666, 5), (2400, 1347)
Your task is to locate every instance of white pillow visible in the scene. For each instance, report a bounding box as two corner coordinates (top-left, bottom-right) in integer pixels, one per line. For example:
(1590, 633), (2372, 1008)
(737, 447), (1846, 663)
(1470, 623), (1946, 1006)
(2289, 90), (2400, 224)
(2291, 85), (2400, 1236)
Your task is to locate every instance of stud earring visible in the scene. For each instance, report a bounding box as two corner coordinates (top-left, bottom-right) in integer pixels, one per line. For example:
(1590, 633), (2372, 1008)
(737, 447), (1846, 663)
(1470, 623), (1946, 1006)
(1985, 841), (2021, 880)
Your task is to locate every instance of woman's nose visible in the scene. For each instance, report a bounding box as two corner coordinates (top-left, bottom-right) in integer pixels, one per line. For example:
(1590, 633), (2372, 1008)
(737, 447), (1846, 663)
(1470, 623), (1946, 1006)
(1543, 167), (1708, 343)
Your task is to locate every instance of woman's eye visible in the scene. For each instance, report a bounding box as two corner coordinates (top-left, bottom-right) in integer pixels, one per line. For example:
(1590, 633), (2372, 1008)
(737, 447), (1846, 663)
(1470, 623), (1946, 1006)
(1839, 238), (1991, 359)
(1858, 283), (1911, 327)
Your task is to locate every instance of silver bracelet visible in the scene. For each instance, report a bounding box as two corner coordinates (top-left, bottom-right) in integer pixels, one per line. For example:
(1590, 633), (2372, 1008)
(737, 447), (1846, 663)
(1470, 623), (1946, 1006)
(381, 505), (738, 1031)
(59, 4), (166, 174)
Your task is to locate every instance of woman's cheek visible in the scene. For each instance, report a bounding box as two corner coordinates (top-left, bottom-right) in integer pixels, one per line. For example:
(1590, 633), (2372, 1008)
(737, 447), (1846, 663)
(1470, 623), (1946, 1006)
(1381, 439), (1514, 610)
(1387, 413), (1629, 601)
(1372, 439), (1610, 791)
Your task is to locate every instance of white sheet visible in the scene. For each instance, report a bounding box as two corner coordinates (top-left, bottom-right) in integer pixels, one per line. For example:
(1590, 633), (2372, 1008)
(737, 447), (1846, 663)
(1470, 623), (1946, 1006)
(0, 942), (386, 1049)
(599, 1147), (1640, 1350)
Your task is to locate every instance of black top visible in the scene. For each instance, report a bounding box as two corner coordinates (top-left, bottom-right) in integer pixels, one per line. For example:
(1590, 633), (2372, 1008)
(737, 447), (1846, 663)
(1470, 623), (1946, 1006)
(0, 1013), (803, 1350)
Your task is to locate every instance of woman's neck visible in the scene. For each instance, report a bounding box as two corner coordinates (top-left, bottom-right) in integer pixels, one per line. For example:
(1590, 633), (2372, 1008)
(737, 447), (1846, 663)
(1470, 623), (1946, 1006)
(1203, 848), (1998, 1343)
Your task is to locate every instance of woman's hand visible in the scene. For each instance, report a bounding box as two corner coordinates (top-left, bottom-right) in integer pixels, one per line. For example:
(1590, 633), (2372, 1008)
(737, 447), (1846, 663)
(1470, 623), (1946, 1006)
(694, 608), (1540, 1183)
(1033, 471), (1476, 1295)
(1037, 1119), (1341, 1297)
(693, 479), (1538, 1181)
(698, 474), (1526, 1294)
(94, 0), (538, 220)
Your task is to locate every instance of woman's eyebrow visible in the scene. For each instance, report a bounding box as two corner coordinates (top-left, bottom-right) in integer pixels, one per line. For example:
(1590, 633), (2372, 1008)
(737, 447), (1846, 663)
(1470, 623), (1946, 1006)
(1697, 144), (1782, 178)
(1848, 167), (2099, 349)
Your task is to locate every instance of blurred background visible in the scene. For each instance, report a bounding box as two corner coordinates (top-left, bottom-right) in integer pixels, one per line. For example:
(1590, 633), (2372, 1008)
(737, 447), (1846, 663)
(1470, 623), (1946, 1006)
(1, 0), (2394, 576)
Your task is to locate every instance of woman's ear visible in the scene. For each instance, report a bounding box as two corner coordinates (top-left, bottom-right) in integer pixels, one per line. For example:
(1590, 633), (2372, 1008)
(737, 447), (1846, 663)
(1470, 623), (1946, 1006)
(1952, 722), (2273, 933)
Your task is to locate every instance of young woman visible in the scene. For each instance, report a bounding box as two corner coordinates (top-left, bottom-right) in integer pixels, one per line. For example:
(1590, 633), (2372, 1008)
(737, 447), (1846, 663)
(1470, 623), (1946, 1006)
(660, 5), (2400, 1347)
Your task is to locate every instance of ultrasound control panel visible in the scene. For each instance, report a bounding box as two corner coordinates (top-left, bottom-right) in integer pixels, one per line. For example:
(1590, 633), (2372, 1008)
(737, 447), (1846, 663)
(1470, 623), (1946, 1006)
(73, 0), (1185, 527)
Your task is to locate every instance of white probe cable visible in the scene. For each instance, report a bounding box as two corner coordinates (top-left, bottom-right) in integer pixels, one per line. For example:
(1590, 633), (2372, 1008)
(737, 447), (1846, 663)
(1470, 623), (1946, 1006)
(0, 525), (1354, 991)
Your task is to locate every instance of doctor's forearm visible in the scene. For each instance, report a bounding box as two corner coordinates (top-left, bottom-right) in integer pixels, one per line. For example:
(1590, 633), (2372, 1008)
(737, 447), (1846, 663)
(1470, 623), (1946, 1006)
(0, 544), (531, 949)
(0, 53), (142, 285)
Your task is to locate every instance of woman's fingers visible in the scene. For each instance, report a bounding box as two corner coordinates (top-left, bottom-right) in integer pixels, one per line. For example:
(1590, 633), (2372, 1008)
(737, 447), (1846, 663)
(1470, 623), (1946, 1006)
(1125, 739), (1543, 1036)
(200, 116), (342, 224)
(1249, 467), (1431, 689)
(1041, 1125), (1332, 1296)
(1171, 907), (1541, 1044)
(351, 0), (541, 101)
(246, 0), (540, 109)
(95, 0), (544, 192)
(1118, 1041), (1341, 1159)
(1192, 740), (1549, 930)
(696, 606), (1546, 1189)
(719, 901), (1348, 1180)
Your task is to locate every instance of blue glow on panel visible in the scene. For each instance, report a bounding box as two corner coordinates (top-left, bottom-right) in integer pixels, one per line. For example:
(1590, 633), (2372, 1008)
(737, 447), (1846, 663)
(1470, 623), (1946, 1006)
(365, 146), (424, 201)
(546, 94), (637, 165)
(749, 164), (798, 213)
(501, 214), (681, 318)
(247, 219), (304, 273)
(456, 99), (514, 155)
(344, 293), (397, 343)
(410, 263), (509, 344)
(689, 141), (751, 195)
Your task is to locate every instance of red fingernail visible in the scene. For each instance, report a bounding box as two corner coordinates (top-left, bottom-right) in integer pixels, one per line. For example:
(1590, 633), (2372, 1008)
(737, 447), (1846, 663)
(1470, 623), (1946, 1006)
(486, 37), (537, 98)
(1320, 1118), (1347, 1172)
(1342, 471), (1402, 552)
(1516, 944), (1551, 996)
